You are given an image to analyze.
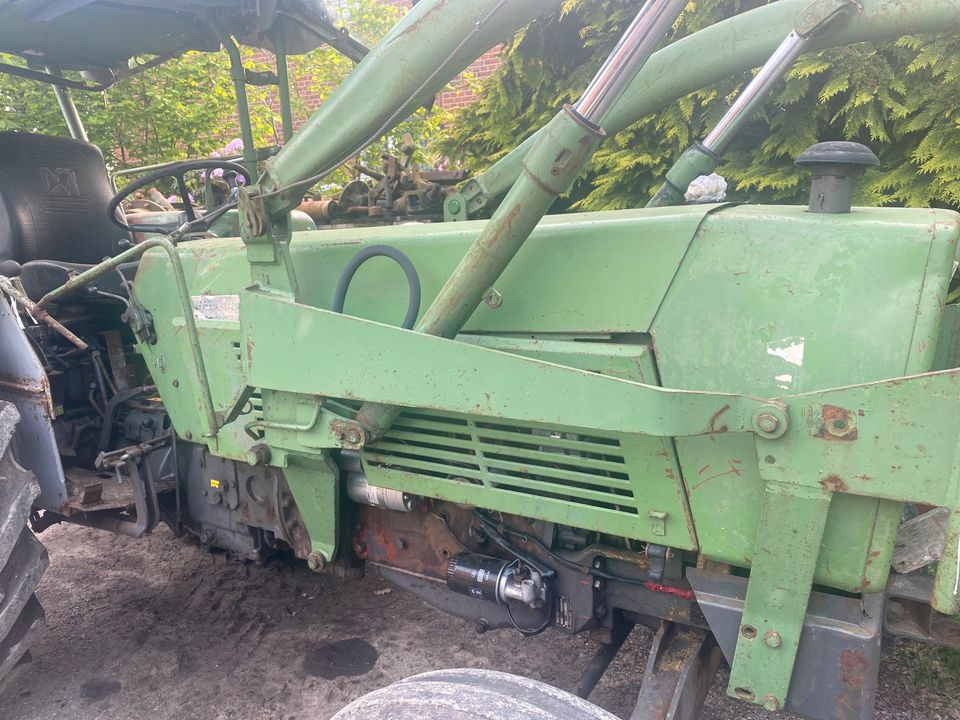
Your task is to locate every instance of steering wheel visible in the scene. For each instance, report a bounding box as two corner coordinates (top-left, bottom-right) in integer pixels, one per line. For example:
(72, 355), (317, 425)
(108, 159), (252, 235)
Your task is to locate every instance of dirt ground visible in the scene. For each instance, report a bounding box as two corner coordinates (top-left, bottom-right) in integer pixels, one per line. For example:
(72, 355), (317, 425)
(0, 523), (945, 720)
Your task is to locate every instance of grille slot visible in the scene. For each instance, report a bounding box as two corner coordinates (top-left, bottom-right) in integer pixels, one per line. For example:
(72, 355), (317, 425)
(365, 411), (638, 515)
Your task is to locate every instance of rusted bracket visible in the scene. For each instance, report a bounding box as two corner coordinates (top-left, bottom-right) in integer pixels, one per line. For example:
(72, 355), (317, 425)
(729, 366), (960, 711)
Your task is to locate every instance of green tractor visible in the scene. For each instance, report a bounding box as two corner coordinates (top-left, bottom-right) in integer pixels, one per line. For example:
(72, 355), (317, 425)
(2, 1), (960, 718)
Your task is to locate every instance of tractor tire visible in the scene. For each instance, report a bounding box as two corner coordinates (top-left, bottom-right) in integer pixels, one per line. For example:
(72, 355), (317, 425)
(0, 400), (48, 683)
(331, 668), (621, 720)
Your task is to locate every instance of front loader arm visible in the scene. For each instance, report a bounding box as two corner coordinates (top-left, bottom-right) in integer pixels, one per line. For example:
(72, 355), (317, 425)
(445, 0), (960, 220)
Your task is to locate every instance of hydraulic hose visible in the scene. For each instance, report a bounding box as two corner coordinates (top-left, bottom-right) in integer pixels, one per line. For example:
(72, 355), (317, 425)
(332, 245), (421, 330)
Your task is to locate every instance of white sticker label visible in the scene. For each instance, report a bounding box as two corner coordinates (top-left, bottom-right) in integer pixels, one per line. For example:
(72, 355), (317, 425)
(767, 338), (805, 367)
(192, 294), (240, 322)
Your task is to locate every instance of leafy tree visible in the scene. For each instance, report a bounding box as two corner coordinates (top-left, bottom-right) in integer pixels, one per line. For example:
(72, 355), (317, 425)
(439, 0), (960, 211)
(0, 0), (446, 185)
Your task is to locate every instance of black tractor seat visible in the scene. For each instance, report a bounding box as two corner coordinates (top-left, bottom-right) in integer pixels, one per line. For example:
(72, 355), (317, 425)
(0, 131), (136, 303)
(18, 260), (138, 303)
(0, 132), (131, 265)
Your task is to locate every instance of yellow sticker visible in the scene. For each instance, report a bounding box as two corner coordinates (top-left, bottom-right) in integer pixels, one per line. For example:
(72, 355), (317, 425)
(209, 479), (221, 489)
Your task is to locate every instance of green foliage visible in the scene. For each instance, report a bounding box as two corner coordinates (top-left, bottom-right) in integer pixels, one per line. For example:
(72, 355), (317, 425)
(439, 0), (960, 211)
(0, 0), (447, 183)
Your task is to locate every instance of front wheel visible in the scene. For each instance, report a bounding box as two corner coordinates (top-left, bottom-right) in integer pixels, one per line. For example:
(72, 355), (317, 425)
(0, 401), (48, 683)
(332, 668), (620, 720)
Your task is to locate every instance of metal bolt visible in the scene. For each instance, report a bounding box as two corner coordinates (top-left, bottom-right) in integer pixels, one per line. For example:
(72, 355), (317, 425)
(447, 198), (462, 214)
(762, 695), (781, 712)
(184, 431), (193, 440)
(763, 630), (782, 648)
(246, 443), (271, 467)
(755, 412), (780, 434)
(171, 379), (179, 388)
(306, 552), (327, 572)
(482, 287), (503, 309)
(345, 429), (362, 446)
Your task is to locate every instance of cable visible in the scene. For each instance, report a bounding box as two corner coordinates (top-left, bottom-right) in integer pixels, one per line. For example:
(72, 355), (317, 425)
(331, 244), (421, 330)
(472, 510), (652, 588)
(506, 593), (554, 637)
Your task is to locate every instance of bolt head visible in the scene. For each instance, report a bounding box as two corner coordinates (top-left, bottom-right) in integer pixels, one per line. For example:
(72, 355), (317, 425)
(246, 443), (271, 466)
(756, 412), (780, 434)
(763, 630), (782, 648)
(447, 198), (462, 214)
(307, 552), (326, 572)
(762, 695), (781, 712)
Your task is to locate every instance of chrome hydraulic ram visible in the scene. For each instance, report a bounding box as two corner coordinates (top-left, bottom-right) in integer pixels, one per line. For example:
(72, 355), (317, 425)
(646, 0), (858, 207)
(444, 0), (960, 221)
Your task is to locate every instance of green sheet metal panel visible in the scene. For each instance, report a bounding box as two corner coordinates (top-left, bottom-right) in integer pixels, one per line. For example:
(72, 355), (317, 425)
(133, 207), (709, 453)
(650, 205), (960, 592)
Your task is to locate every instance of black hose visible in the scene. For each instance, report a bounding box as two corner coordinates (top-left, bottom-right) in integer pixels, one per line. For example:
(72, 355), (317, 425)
(507, 593), (554, 637)
(331, 244), (421, 330)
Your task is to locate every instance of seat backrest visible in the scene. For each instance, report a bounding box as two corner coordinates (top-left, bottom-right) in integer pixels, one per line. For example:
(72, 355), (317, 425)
(0, 132), (128, 265)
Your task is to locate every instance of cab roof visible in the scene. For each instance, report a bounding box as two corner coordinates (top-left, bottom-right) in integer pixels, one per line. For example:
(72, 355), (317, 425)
(0, 0), (366, 81)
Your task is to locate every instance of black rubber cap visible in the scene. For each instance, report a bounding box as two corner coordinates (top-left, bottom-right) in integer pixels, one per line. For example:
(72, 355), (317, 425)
(795, 141), (879, 169)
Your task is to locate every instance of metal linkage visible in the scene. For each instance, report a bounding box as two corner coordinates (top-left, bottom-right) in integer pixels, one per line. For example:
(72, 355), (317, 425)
(216, 30), (259, 180)
(46, 66), (89, 142)
(353, 0), (688, 442)
(631, 622), (722, 720)
(450, 0), (950, 219)
(646, 0), (858, 207)
(35, 238), (219, 439)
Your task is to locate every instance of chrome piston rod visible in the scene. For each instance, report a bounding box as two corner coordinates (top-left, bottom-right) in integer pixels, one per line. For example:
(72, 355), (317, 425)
(702, 31), (809, 154)
(575, 0), (689, 127)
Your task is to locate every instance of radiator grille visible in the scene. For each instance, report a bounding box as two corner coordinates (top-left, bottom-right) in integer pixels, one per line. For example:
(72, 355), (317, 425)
(364, 411), (638, 515)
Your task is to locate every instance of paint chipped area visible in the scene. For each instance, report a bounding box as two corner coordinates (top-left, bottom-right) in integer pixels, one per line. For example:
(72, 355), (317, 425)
(767, 337), (805, 367)
(774, 373), (793, 391)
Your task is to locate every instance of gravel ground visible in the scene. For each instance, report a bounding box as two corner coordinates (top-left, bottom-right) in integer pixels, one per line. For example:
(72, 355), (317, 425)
(0, 523), (944, 719)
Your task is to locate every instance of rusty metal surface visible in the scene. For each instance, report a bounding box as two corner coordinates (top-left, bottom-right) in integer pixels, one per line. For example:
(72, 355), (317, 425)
(630, 621), (722, 720)
(885, 574), (960, 650)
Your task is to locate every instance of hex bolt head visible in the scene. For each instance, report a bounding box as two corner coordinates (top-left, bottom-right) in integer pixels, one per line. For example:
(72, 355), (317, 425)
(307, 552), (327, 572)
(762, 695), (781, 712)
(447, 198), (462, 214)
(752, 405), (788, 439)
(755, 412), (780, 435)
(763, 630), (782, 648)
